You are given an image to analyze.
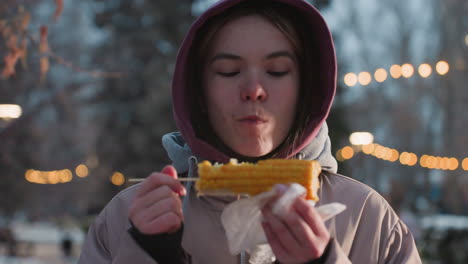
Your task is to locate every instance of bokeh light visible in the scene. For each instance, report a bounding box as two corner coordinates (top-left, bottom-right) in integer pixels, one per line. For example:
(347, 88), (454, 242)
(448, 158), (459, 170)
(344, 73), (358, 87)
(336, 149), (344, 162)
(358, 72), (372, 86)
(462, 158), (468, 170)
(0, 104), (22, 119)
(349, 132), (374, 145)
(465, 34), (468, 47)
(401, 63), (414, 78)
(374, 68), (388, 83)
(111, 172), (126, 186)
(362, 144), (375, 155)
(389, 149), (400, 162)
(25, 169), (73, 184)
(75, 164), (89, 178)
(418, 63), (432, 78)
(436, 61), (450, 75)
(390, 64), (402, 79)
(341, 146), (354, 160)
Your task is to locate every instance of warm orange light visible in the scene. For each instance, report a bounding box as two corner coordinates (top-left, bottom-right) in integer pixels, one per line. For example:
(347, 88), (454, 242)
(383, 148), (393, 161)
(436, 61), (450, 75)
(336, 149), (344, 162)
(58, 170), (72, 183)
(434, 157), (442, 169)
(462, 158), (468, 170)
(448, 158), (459, 170)
(344, 73), (358, 87)
(401, 64), (414, 78)
(390, 65), (402, 79)
(418, 63), (432, 78)
(362, 144), (375, 154)
(341, 146), (355, 160)
(358, 72), (372, 86)
(420, 155), (428, 167)
(406, 153), (418, 166)
(375, 145), (385, 159)
(399, 152), (410, 165)
(111, 172), (125, 186)
(48, 171), (59, 184)
(426, 156), (435, 169)
(75, 164), (89, 178)
(374, 68), (388, 83)
(390, 149), (399, 162)
(440, 157), (449, 170)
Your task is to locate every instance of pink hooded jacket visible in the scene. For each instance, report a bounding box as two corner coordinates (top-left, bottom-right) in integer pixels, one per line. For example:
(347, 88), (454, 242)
(78, 0), (422, 263)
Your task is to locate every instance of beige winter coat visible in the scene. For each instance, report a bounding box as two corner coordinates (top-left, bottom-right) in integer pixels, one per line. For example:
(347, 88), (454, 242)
(78, 172), (422, 264)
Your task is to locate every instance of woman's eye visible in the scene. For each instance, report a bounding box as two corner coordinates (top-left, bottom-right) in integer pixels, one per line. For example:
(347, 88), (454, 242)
(268, 71), (289, 77)
(216, 71), (239, 77)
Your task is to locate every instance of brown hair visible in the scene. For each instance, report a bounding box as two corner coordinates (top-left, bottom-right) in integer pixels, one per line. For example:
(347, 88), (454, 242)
(187, 0), (322, 161)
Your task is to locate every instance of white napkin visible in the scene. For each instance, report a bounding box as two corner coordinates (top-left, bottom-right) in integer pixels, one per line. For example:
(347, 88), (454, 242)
(220, 183), (346, 264)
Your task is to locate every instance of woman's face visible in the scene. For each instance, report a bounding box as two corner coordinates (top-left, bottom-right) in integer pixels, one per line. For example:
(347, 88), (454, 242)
(203, 15), (299, 157)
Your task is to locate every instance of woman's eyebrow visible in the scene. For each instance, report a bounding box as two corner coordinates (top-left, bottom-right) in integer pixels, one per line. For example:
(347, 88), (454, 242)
(265, 51), (296, 62)
(209, 53), (241, 64)
(208, 51), (296, 64)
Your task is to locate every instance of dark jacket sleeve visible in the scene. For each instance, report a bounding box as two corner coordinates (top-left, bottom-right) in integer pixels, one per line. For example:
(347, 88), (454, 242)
(128, 222), (190, 264)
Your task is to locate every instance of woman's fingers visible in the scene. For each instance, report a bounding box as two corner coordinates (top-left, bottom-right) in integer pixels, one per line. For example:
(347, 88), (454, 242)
(282, 207), (318, 248)
(134, 195), (183, 234)
(144, 195), (184, 221)
(262, 197), (331, 263)
(136, 171), (186, 198)
(262, 207), (303, 258)
(161, 165), (178, 179)
(293, 198), (329, 238)
(129, 165), (186, 235)
(261, 218), (291, 262)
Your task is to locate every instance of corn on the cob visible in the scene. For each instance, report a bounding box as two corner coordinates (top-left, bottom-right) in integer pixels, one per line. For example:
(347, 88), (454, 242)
(196, 159), (321, 201)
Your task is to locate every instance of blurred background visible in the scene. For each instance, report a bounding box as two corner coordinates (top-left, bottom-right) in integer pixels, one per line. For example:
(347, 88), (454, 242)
(0, 0), (466, 263)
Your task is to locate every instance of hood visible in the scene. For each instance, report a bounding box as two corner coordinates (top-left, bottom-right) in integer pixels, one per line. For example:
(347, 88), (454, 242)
(171, 0), (337, 163)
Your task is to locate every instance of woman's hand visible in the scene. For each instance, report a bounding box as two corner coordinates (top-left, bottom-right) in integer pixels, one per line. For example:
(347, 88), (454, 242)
(129, 165), (186, 235)
(261, 190), (330, 264)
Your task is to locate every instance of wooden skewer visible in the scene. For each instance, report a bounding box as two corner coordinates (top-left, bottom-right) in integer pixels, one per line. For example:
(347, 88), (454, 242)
(128, 178), (199, 183)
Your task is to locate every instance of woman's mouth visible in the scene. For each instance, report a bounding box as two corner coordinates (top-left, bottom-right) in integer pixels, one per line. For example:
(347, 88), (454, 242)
(238, 115), (267, 124)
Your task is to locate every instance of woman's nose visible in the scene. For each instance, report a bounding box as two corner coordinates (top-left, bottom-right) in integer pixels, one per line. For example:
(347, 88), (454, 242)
(240, 81), (267, 102)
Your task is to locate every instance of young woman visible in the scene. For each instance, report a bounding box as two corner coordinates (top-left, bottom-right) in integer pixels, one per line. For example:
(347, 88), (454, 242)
(79, 1), (422, 263)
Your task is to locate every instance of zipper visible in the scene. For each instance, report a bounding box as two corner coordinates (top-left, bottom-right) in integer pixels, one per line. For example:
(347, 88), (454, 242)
(240, 251), (246, 264)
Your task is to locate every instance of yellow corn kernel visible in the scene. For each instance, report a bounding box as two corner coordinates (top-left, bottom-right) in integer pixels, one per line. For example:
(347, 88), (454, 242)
(196, 159), (321, 201)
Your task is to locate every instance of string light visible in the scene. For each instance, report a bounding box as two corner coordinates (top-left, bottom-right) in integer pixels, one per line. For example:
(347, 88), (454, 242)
(436, 61), (450, 75)
(337, 142), (466, 171)
(344, 73), (358, 87)
(401, 63), (415, 78)
(418, 63), (432, 78)
(25, 169), (72, 184)
(390, 64), (402, 79)
(75, 164), (89, 178)
(343, 61), (452, 87)
(374, 68), (388, 83)
(111, 172), (125, 186)
(358, 72), (372, 86)
(0, 104), (22, 119)
(349, 132), (374, 145)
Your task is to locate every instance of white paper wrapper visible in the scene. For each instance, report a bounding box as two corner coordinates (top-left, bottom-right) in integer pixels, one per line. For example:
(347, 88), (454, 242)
(220, 183), (346, 264)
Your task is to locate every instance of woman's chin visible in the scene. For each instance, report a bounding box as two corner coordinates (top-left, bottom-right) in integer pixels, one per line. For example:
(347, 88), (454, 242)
(232, 143), (273, 158)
